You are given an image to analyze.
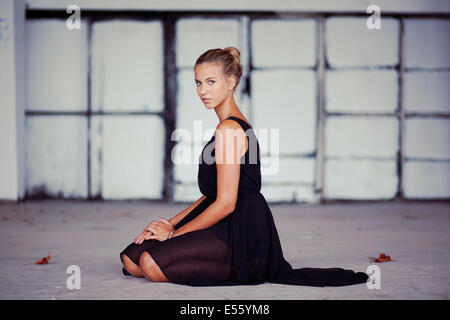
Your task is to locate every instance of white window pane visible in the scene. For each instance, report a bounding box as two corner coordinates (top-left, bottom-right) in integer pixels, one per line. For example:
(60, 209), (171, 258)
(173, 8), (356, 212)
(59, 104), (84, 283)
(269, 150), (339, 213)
(252, 19), (316, 68)
(326, 17), (399, 67)
(260, 184), (316, 203)
(325, 116), (399, 158)
(326, 70), (398, 113)
(101, 115), (164, 199)
(261, 156), (315, 184)
(91, 20), (164, 112)
(404, 118), (450, 159)
(324, 159), (397, 200)
(27, 20), (88, 111)
(252, 69), (317, 154)
(176, 18), (240, 67)
(404, 71), (450, 113)
(403, 161), (450, 199)
(26, 116), (87, 197)
(404, 19), (450, 69)
(173, 141), (201, 183)
(173, 184), (202, 202)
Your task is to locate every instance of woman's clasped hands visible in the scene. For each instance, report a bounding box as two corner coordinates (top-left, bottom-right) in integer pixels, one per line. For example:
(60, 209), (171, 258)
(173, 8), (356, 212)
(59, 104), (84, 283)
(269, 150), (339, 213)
(134, 218), (175, 244)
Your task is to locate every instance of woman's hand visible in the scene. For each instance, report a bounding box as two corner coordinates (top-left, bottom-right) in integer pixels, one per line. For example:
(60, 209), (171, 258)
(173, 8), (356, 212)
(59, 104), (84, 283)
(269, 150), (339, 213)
(134, 230), (154, 245)
(144, 218), (174, 234)
(134, 218), (174, 244)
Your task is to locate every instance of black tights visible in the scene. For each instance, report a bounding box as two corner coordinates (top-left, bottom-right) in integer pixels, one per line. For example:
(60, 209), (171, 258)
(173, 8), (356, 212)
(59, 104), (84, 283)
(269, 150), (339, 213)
(120, 229), (234, 285)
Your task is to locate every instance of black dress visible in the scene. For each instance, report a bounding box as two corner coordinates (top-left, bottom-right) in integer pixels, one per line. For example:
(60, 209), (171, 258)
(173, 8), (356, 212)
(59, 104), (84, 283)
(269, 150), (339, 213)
(120, 116), (369, 287)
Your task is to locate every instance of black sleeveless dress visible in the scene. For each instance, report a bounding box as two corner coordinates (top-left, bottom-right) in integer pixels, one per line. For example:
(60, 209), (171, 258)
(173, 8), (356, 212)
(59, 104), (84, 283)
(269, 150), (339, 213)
(120, 116), (369, 287)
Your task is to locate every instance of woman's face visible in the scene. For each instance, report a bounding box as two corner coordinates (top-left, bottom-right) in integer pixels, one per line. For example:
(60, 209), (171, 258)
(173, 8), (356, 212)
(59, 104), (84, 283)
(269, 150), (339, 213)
(194, 62), (234, 109)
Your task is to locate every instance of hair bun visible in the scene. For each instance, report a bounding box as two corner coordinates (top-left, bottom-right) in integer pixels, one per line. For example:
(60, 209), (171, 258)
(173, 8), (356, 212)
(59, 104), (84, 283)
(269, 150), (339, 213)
(224, 47), (241, 63)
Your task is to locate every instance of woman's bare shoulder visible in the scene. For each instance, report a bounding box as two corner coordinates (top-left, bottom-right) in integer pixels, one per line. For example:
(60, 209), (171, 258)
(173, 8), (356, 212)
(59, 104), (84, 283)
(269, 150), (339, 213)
(216, 119), (246, 137)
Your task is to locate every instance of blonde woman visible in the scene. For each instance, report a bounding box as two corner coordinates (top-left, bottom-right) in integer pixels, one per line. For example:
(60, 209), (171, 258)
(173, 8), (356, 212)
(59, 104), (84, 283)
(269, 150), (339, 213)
(119, 47), (369, 287)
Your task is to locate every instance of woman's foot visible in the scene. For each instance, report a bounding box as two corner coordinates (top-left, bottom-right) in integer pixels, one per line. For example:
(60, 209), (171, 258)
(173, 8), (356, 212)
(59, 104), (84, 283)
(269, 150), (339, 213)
(355, 272), (369, 283)
(122, 267), (132, 276)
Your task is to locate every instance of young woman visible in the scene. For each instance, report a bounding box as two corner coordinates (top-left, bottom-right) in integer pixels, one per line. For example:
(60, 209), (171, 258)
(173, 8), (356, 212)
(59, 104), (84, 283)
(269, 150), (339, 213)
(119, 47), (369, 287)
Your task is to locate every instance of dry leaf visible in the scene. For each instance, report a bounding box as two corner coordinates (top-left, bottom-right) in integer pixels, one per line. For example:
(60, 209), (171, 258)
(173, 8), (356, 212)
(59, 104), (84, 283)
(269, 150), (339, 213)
(373, 252), (391, 263)
(36, 252), (51, 265)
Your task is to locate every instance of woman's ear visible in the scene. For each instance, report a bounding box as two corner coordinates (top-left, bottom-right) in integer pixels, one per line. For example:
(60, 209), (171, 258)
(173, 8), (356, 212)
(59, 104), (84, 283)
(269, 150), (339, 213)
(227, 75), (236, 91)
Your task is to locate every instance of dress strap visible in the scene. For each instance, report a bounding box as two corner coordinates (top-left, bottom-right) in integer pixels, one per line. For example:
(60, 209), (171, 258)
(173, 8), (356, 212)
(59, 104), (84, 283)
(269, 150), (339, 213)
(226, 116), (252, 131)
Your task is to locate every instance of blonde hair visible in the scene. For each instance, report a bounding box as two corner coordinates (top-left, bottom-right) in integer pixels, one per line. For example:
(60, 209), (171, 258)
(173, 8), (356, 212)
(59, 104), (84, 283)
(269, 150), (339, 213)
(195, 47), (243, 90)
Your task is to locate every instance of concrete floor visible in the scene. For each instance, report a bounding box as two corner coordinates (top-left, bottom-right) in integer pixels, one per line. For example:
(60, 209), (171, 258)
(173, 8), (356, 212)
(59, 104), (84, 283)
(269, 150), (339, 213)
(0, 199), (448, 300)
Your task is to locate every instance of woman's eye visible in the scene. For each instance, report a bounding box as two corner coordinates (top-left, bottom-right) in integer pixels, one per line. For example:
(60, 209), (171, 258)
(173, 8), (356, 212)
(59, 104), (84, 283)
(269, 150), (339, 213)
(195, 80), (214, 86)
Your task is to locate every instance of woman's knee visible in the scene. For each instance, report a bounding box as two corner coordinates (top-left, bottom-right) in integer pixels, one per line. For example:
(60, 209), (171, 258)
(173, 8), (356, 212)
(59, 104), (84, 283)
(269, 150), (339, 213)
(139, 252), (156, 280)
(139, 252), (168, 282)
(121, 253), (144, 278)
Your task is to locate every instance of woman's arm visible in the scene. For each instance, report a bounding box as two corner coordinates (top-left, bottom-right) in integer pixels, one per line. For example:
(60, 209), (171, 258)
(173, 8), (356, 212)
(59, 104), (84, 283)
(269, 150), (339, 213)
(172, 199), (234, 237)
(168, 194), (207, 228)
(172, 120), (245, 238)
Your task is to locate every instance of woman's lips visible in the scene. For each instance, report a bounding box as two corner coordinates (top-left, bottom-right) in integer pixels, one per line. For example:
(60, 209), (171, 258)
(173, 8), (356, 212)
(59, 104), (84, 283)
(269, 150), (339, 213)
(202, 98), (211, 103)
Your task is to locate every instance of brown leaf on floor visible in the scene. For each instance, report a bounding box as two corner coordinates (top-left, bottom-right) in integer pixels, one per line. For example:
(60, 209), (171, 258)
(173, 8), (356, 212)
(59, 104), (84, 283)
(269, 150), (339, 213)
(36, 252), (51, 265)
(373, 252), (391, 263)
